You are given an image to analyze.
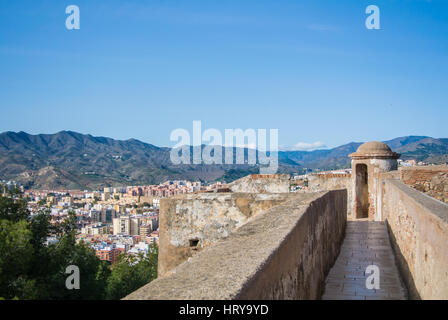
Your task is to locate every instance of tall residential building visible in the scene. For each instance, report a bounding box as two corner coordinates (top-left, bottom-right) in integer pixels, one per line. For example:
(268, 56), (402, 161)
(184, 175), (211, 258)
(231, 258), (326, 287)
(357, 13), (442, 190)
(140, 224), (151, 237)
(113, 216), (140, 235)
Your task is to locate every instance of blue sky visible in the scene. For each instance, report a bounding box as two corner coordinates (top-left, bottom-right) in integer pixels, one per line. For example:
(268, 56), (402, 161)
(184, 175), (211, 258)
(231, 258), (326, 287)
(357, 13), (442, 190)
(0, 0), (447, 149)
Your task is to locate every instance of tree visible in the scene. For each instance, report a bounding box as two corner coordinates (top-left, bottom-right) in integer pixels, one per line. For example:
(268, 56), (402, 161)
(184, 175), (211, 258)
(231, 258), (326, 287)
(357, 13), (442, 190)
(105, 246), (158, 300)
(42, 237), (110, 299)
(0, 187), (109, 299)
(0, 219), (35, 299)
(0, 185), (158, 300)
(0, 195), (29, 222)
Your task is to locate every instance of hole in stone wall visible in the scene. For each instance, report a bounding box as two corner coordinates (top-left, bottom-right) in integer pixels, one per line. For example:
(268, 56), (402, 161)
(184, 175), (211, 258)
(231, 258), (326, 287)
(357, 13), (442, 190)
(189, 239), (199, 248)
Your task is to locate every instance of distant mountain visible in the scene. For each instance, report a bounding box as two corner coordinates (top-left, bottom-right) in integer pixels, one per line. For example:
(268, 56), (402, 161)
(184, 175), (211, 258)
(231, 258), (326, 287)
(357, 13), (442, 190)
(0, 131), (446, 190)
(0, 131), (295, 189)
(279, 136), (448, 170)
(278, 142), (362, 170)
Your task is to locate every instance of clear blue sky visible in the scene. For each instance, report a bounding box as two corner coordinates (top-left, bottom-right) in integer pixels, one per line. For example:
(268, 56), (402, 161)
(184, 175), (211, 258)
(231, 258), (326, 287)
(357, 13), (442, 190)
(0, 0), (447, 149)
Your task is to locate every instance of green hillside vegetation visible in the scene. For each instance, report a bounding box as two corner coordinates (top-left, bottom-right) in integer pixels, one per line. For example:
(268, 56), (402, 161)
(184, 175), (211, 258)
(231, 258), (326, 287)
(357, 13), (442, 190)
(0, 131), (447, 190)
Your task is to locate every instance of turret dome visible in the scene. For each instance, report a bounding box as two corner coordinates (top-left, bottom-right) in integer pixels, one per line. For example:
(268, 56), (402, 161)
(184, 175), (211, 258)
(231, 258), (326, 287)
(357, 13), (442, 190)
(349, 141), (400, 159)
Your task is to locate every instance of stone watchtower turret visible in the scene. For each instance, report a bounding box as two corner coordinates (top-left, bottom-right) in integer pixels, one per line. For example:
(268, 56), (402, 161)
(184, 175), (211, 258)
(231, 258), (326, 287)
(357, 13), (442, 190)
(349, 141), (400, 220)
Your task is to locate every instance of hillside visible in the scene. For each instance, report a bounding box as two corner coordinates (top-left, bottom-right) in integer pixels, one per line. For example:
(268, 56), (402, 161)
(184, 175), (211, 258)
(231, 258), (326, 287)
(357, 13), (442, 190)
(0, 131), (297, 189)
(0, 131), (447, 190)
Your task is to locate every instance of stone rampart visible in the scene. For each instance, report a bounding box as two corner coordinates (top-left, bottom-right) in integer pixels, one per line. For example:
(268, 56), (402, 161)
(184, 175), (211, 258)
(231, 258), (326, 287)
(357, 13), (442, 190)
(382, 179), (448, 299)
(228, 174), (290, 193)
(400, 165), (448, 204)
(124, 190), (347, 300)
(158, 192), (304, 277)
(307, 173), (353, 217)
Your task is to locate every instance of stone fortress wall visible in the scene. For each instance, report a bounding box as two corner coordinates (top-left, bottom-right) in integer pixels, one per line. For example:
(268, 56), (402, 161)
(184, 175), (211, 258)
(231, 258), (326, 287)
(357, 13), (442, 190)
(399, 165), (448, 204)
(158, 191), (304, 277)
(228, 174), (291, 193)
(307, 173), (353, 217)
(125, 142), (448, 300)
(382, 179), (448, 299)
(125, 190), (347, 299)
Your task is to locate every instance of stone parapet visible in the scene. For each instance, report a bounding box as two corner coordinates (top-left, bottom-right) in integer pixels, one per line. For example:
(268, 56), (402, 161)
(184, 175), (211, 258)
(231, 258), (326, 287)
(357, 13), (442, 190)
(124, 190), (347, 300)
(383, 179), (448, 299)
(399, 165), (448, 204)
(228, 174), (290, 193)
(157, 192), (306, 277)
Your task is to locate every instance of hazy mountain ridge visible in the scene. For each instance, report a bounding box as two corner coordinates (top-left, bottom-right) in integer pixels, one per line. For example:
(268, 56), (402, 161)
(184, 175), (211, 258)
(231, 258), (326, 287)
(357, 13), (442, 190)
(0, 131), (446, 190)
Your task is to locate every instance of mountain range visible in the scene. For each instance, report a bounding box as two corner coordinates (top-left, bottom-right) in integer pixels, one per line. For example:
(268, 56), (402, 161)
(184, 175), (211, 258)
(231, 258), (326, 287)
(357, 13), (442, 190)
(0, 131), (447, 190)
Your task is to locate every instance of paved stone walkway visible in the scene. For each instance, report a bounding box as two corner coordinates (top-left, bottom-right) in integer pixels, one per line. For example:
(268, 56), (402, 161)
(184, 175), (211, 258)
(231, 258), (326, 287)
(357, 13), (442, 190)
(322, 221), (408, 300)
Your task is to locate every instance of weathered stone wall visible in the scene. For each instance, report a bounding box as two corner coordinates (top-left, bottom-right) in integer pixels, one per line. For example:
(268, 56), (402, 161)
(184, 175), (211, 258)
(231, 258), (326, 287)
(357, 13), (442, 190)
(307, 173), (353, 218)
(124, 190), (347, 300)
(158, 192), (303, 277)
(400, 165), (448, 204)
(229, 174), (290, 193)
(382, 179), (448, 299)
